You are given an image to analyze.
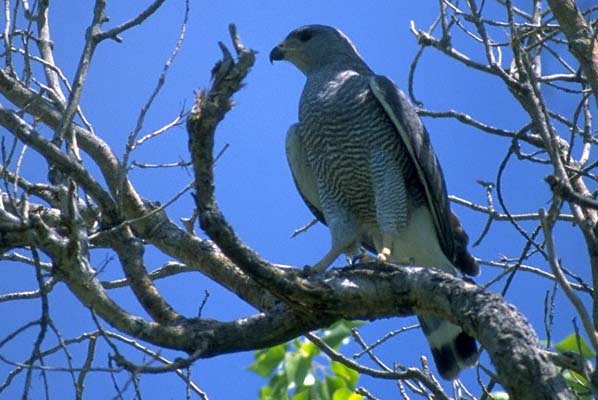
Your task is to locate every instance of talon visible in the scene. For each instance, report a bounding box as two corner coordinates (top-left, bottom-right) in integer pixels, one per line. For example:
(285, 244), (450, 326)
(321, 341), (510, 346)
(352, 253), (375, 265)
(301, 265), (316, 277)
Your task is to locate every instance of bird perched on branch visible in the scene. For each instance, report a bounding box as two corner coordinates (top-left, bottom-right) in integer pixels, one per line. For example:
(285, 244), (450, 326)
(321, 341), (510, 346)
(270, 24), (479, 379)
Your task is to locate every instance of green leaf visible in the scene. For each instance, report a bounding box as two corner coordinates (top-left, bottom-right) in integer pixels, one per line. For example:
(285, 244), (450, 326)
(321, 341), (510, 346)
(562, 370), (591, 395)
(322, 321), (362, 350)
(249, 344), (288, 377)
(316, 378), (332, 400)
(259, 373), (289, 400)
(299, 339), (321, 358)
(252, 323), (363, 400)
(331, 387), (363, 400)
(292, 388), (310, 400)
(324, 375), (347, 394)
(488, 392), (509, 400)
(330, 361), (359, 388)
(285, 351), (313, 390)
(554, 333), (595, 359)
(258, 385), (271, 400)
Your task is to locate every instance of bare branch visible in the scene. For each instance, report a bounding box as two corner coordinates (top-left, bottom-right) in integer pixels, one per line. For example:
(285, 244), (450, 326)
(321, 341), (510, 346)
(546, 0), (598, 95)
(75, 334), (96, 400)
(540, 208), (598, 349)
(120, 0), (189, 200)
(307, 332), (450, 400)
(0, 104), (116, 213)
(33, 0), (66, 103)
(95, 0), (167, 43)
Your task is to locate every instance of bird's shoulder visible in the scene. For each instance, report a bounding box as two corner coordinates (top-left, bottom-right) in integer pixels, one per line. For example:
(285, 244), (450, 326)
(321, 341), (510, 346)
(304, 67), (371, 96)
(299, 68), (375, 122)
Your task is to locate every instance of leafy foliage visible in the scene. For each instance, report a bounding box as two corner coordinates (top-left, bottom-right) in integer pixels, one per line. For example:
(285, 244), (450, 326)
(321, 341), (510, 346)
(555, 333), (595, 360)
(249, 321), (364, 400)
(554, 334), (594, 399)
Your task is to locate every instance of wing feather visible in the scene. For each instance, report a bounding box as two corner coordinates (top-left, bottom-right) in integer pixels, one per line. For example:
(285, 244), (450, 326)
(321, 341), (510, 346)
(285, 123), (326, 224)
(369, 75), (455, 260)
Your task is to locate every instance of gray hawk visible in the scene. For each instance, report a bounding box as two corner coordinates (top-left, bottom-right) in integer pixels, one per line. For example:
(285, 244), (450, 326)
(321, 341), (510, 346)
(270, 24), (479, 380)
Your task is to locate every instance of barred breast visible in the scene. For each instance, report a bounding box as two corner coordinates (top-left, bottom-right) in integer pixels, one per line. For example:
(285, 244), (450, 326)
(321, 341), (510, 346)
(298, 69), (425, 232)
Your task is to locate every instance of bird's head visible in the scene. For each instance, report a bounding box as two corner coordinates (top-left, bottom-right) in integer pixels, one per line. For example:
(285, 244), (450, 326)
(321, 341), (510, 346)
(269, 25), (368, 75)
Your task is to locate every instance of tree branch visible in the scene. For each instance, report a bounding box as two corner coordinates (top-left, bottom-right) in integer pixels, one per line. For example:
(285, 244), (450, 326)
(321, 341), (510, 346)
(546, 0), (598, 96)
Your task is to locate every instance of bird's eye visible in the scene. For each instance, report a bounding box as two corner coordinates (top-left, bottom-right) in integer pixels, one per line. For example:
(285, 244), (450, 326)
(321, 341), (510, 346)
(297, 30), (313, 42)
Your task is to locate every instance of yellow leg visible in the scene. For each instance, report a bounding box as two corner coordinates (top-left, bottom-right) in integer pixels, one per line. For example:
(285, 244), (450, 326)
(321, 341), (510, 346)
(376, 234), (393, 263)
(312, 247), (344, 273)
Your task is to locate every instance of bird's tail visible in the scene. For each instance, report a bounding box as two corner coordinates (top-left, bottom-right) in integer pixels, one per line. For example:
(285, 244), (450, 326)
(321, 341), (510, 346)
(418, 315), (478, 380)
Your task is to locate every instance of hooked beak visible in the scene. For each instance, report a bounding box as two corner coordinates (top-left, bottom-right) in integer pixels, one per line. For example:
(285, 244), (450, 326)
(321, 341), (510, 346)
(269, 44), (285, 63)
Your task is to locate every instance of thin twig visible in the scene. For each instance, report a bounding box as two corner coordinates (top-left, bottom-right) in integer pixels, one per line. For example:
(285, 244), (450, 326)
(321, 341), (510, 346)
(540, 208), (598, 349)
(290, 217), (319, 238)
(75, 334), (97, 400)
(306, 332), (450, 400)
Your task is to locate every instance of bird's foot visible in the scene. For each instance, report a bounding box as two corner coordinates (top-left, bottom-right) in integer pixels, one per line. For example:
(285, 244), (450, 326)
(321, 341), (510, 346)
(305, 259), (331, 275)
(376, 247), (392, 263)
(463, 276), (476, 285)
(301, 264), (320, 277)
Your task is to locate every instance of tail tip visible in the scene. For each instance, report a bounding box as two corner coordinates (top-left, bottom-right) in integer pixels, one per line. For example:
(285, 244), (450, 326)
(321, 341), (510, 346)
(432, 332), (478, 380)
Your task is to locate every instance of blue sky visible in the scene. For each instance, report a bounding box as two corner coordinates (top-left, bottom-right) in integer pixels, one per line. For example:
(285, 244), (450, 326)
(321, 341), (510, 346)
(0, 0), (592, 398)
